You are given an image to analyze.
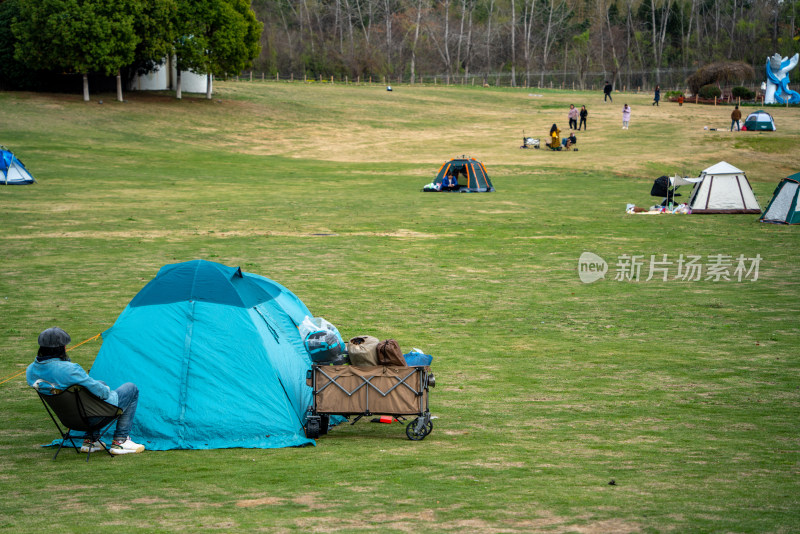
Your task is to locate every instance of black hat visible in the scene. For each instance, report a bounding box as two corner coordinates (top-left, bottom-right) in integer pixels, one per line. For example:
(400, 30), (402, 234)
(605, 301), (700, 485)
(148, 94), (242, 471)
(38, 327), (71, 348)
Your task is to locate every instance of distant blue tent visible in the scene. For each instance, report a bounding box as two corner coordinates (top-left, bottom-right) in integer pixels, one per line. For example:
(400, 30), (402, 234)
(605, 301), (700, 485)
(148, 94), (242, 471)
(89, 260), (316, 450)
(1, 146), (36, 184)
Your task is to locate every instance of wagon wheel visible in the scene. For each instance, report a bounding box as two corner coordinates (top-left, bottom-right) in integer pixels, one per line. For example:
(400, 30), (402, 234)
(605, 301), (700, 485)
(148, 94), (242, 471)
(406, 417), (433, 441)
(305, 418), (321, 439)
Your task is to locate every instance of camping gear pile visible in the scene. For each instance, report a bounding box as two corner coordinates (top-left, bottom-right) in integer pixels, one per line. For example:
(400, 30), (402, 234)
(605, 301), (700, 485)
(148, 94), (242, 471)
(1, 146), (36, 185)
(423, 156), (494, 192)
(520, 135), (540, 149)
(303, 331), (435, 441)
(632, 162), (761, 215)
(90, 258), (435, 449)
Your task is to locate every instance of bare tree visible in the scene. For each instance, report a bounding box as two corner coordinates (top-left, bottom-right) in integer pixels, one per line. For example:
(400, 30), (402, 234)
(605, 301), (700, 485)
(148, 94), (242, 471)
(427, 0), (453, 82)
(539, 0), (569, 86)
(522, 0), (538, 87)
(650, 0), (674, 85)
(510, 0), (516, 86)
(484, 0), (495, 79)
(409, 0), (424, 83)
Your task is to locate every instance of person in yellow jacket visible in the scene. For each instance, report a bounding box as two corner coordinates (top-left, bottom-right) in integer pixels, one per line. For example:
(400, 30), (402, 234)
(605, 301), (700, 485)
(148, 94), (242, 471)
(548, 124), (561, 149)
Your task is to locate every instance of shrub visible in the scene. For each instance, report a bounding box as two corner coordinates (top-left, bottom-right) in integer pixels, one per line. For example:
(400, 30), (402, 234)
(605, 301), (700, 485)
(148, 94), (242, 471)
(731, 86), (755, 100)
(699, 84), (722, 99)
(665, 90), (684, 99)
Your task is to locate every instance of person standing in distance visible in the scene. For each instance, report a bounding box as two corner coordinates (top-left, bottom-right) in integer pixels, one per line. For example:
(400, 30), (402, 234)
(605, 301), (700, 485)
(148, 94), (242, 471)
(603, 81), (613, 102)
(568, 104), (578, 130)
(622, 104), (631, 129)
(730, 105), (742, 131)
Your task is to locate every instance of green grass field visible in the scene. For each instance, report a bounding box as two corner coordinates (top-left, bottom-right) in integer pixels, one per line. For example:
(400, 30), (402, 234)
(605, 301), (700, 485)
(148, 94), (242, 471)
(1, 82), (799, 533)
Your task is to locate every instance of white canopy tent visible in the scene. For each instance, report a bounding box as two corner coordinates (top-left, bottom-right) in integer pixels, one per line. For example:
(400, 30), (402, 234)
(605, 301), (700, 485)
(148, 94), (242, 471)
(687, 162), (761, 214)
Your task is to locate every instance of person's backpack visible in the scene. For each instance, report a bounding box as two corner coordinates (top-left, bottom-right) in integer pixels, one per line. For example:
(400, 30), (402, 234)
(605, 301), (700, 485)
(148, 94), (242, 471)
(376, 339), (406, 366)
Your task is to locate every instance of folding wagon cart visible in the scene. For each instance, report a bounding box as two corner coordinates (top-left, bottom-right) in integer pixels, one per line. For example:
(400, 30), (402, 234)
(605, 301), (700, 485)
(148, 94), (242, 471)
(305, 364), (436, 440)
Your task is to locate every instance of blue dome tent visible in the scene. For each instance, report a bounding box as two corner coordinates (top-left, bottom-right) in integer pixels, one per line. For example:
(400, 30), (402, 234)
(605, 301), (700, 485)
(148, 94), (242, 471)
(89, 260), (317, 450)
(1, 146), (36, 184)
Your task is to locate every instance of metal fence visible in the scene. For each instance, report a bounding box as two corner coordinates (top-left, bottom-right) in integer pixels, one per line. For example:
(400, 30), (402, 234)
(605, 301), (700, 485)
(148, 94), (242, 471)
(230, 67), (764, 95)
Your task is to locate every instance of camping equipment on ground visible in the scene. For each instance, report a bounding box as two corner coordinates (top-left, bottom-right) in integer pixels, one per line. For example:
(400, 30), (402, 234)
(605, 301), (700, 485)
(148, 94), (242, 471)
(686, 161), (761, 214)
(743, 110), (776, 131)
(760, 173), (800, 224)
(650, 174), (702, 207)
(423, 156), (494, 192)
(521, 136), (540, 149)
(627, 203), (692, 215)
(305, 364), (435, 440)
(89, 259), (319, 450)
(1, 146), (36, 185)
(521, 131), (540, 149)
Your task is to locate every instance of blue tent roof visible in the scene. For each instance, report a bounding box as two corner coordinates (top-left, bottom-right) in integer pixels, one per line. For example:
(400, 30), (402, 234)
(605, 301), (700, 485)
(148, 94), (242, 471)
(129, 260), (281, 308)
(90, 260), (316, 450)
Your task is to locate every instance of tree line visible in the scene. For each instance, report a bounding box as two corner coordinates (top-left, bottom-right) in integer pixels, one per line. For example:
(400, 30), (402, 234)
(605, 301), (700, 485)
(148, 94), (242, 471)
(1, 0), (797, 98)
(250, 0), (799, 90)
(0, 0), (261, 100)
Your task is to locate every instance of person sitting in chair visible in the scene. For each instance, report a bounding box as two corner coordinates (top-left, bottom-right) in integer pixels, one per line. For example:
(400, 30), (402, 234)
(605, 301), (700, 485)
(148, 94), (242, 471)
(548, 124), (561, 150)
(27, 327), (145, 455)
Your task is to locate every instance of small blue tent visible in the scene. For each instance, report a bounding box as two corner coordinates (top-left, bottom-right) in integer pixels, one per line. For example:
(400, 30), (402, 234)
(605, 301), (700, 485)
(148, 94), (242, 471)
(89, 260), (316, 450)
(1, 146), (36, 184)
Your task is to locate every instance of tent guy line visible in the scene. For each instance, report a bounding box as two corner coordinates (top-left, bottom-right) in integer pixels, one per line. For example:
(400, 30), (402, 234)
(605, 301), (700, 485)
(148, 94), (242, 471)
(0, 333), (102, 386)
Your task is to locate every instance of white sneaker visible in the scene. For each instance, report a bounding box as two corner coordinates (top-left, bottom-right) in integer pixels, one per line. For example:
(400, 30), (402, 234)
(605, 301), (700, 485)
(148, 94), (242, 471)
(80, 439), (105, 453)
(110, 437), (145, 455)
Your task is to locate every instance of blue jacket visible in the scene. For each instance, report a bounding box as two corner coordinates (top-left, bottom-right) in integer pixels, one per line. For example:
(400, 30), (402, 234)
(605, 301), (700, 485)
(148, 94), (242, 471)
(26, 358), (118, 406)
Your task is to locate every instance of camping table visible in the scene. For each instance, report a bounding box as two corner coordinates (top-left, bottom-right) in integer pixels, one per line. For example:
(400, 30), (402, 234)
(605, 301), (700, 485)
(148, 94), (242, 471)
(305, 364), (435, 440)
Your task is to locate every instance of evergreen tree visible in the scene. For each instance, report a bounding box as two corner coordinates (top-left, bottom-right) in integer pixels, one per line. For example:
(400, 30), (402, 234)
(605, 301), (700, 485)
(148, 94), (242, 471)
(13, 0), (140, 101)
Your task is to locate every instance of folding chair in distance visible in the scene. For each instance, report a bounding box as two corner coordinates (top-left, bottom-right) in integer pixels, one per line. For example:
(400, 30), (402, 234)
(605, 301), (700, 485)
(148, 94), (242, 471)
(33, 384), (123, 461)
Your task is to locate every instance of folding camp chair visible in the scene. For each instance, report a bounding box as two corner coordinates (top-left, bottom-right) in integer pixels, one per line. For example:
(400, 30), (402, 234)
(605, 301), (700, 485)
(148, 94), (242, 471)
(33, 384), (123, 461)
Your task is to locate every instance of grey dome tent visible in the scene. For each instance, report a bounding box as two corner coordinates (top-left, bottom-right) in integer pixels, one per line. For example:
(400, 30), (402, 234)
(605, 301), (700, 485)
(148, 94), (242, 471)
(760, 173), (800, 224)
(1, 146), (35, 185)
(424, 156), (494, 192)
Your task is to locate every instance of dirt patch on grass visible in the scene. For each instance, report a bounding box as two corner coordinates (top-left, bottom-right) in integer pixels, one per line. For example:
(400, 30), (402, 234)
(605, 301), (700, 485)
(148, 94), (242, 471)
(569, 518), (641, 533)
(131, 497), (169, 505)
(235, 496), (286, 507)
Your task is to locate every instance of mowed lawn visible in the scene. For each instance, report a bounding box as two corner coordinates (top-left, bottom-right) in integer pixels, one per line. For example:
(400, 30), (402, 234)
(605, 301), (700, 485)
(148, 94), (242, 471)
(1, 82), (799, 533)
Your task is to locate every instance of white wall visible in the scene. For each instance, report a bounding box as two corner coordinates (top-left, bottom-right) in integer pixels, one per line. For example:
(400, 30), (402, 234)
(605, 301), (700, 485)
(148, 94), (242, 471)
(129, 57), (210, 93)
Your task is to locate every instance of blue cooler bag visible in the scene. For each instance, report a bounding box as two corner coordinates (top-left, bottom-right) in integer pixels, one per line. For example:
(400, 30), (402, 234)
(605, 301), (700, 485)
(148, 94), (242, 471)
(403, 352), (433, 366)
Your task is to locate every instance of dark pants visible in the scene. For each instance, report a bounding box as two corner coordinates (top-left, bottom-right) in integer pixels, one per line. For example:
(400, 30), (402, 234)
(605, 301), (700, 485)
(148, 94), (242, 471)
(604, 93), (612, 102)
(731, 120), (740, 131)
(578, 118), (586, 130)
(569, 118), (577, 129)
